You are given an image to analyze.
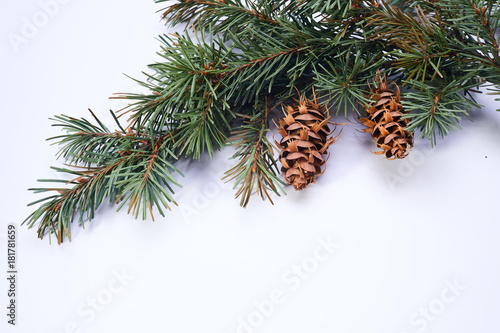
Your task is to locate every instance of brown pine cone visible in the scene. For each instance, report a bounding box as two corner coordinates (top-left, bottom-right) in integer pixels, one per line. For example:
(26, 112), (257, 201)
(359, 72), (413, 159)
(276, 94), (337, 190)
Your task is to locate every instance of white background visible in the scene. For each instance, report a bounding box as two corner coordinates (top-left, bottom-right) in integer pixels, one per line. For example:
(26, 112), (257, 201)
(1, 1), (500, 333)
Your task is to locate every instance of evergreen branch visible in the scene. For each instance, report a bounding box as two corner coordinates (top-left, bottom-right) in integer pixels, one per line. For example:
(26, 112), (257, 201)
(313, 48), (387, 115)
(24, 114), (182, 244)
(368, 1), (454, 82)
(219, 27), (329, 104)
(447, 0), (500, 68)
(112, 134), (182, 220)
(372, 0), (500, 82)
(221, 43), (306, 103)
(158, 0), (288, 32)
(24, 159), (131, 244)
(228, 46), (303, 77)
(368, 1), (437, 45)
(115, 31), (238, 130)
(126, 1), (377, 128)
(49, 110), (151, 167)
(114, 31), (239, 158)
(172, 99), (230, 158)
(302, 0), (353, 14)
(223, 105), (285, 207)
(402, 78), (481, 145)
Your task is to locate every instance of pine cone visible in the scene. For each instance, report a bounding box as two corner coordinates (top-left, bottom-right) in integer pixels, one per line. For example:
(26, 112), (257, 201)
(276, 94), (336, 191)
(359, 73), (413, 159)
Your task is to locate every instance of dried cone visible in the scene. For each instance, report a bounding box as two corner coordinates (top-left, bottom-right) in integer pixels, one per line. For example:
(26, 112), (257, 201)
(360, 73), (413, 159)
(276, 94), (337, 191)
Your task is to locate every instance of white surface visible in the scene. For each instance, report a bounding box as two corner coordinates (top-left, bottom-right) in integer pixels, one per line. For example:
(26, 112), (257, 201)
(1, 1), (500, 333)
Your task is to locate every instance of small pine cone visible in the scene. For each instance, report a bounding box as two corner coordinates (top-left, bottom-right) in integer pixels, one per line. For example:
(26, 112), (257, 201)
(276, 94), (336, 191)
(359, 72), (413, 159)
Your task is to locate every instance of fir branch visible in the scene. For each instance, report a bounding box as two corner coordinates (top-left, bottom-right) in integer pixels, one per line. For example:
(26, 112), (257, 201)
(118, 31), (236, 125)
(368, 1), (453, 82)
(223, 106), (285, 207)
(158, 0), (287, 32)
(112, 134), (182, 220)
(172, 99), (230, 158)
(49, 110), (150, 167)
(24, 113), (182, 243)
(114, 31), (239, 158)
(313, 48), (387, 115)
(221, 41), (308, 104)
(24, 160), (131, 244)
(402, 78), (481, 145)
(439, 0), (500, 70)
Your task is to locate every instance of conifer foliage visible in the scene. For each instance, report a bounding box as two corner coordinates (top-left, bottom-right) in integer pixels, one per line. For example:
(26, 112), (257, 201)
(25, 0), (500, 243)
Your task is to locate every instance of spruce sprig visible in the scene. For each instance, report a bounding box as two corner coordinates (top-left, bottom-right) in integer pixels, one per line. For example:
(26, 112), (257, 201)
(313, 48), (388, 114)
(23, 112), (182, 244)
(158, 0), (288, 33)
(223, 105), (286, 208)
(402, 78), (481, 145)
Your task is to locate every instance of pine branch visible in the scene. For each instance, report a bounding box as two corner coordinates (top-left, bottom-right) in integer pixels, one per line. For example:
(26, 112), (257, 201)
(223, 105), (285, 208)
(24, 161), (130, 245)
(402, 77), (481, 145)
(442, 0), (500, 72)
(220, 40), (309, 104)
(158, 0), (291, 32)
(23, 113), (182, 244)
(115, 31), (236, 126)
(49, 110), (151, 167)
(115, 25), (332, 154)
(368, 1), (455, 82)
(313, 47), (387, 115)
(125, 0), (378, 127)
(112, 134), (182, 220)
(302, 0), (352, 14)
(114, 31), (239, 158)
